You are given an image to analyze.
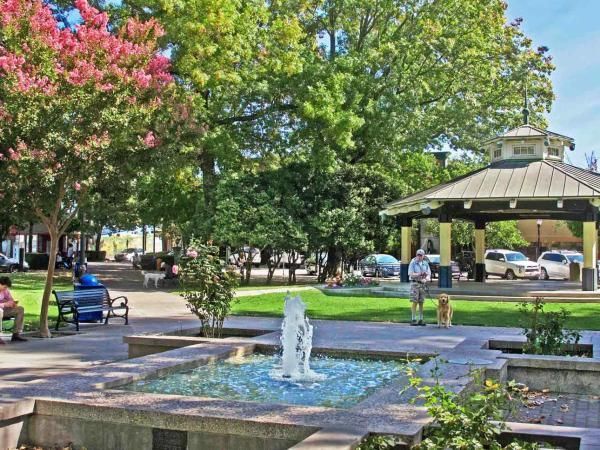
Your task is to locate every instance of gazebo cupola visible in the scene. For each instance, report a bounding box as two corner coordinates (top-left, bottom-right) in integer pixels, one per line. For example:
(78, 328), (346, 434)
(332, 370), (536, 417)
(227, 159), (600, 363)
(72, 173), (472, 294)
(482, 103), (575, 164)
(381, 105), (600, 291)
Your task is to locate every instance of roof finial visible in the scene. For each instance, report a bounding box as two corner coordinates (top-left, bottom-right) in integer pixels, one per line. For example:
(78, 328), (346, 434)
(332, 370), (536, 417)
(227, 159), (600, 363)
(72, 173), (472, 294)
(522, 77), (530, 125)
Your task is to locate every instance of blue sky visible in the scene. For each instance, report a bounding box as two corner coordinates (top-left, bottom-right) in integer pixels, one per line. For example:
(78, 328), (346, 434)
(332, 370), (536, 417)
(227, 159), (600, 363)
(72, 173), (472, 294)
(506, 1), (600, 168)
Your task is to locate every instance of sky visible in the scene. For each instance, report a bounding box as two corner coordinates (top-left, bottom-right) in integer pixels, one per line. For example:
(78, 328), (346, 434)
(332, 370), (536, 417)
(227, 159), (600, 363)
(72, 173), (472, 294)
(506, 0), (600, 169)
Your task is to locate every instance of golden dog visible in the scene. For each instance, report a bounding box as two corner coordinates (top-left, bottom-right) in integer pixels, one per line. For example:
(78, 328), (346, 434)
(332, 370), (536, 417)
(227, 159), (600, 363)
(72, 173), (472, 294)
(437, 293), (453, 328)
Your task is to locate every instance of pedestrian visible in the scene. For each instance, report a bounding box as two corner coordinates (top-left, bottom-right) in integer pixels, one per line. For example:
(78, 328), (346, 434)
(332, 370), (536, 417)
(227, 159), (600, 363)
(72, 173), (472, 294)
(408, 248), (431, 326)
(67, 243), (74, 268)
(0, 276), (28, 343)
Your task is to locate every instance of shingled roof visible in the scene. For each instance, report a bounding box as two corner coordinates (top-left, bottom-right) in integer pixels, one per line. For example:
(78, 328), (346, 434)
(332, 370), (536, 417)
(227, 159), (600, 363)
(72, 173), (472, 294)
(384, 159), (600, 214)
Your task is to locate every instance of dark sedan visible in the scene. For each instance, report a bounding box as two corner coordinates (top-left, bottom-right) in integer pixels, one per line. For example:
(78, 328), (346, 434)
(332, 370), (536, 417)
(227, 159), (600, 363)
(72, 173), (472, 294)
(425, 254), (461, 280)
(359, 254), (401, 278)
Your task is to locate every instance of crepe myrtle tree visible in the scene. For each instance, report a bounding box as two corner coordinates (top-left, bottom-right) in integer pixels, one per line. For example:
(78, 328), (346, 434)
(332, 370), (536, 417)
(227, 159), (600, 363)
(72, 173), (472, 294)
(0, 0), (172, 337)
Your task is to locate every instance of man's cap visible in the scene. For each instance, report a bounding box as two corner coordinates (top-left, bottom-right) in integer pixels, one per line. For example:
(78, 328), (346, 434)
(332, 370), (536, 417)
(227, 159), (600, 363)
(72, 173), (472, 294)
(416, 249), (425, 255)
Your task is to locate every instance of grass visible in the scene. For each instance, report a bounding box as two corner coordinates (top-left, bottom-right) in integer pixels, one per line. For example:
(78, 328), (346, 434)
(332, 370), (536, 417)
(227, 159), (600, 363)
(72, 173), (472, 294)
(3, 272), (72, 331)
(230, 288), (600, 330)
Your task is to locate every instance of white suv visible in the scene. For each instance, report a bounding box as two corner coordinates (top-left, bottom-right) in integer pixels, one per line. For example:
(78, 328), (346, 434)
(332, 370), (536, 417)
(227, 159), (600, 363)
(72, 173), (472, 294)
(485, 250), (540, 280)
(537, 251), (582, 280)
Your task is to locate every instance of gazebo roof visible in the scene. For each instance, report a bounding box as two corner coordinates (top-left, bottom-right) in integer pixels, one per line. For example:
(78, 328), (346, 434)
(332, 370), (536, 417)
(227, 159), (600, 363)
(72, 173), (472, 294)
(383, 159), (600, 218)
(482, 124), (574, 144)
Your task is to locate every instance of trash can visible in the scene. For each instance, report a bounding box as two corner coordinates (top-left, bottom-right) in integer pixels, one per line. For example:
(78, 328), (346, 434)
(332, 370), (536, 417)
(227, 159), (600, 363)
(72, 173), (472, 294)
(74, 274), (105, 322)
(569, 262), (581, 282)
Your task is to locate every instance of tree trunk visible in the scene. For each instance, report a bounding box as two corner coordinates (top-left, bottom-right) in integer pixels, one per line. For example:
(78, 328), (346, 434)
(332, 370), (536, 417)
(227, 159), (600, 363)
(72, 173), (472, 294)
(321, 245), (341, 282)
(199, 152), (217, 234)
(142, 225), (147, 253)
(244, 259), (252, 285)
(152, 224), (156, 253)
(267, 250), (282, 284)
(95, 230), (102, 252)
(28, 221), (33, 253)
(39, 227), (59, 338)
(288, 249), (298, 284)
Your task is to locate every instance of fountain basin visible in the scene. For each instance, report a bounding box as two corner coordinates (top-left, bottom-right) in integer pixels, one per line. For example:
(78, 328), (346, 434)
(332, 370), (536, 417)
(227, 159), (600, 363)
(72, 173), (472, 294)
(122, 353), (410, 408)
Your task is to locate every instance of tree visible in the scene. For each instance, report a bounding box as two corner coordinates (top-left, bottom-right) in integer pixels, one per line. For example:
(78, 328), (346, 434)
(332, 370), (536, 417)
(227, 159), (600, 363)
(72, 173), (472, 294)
(424, 219), (528, 252)
(122, 0), (307, 235)
(0, 0), (172, 336)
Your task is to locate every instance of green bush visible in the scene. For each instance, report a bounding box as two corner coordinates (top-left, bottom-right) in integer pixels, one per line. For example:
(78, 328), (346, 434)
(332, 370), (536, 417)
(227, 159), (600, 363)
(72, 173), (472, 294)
(25, 253), (49, 270)
(398, 362), (539, 450)
(179, 241), (238, 338)
(85, 250), (106, 262)
(518, 298), (581, 355)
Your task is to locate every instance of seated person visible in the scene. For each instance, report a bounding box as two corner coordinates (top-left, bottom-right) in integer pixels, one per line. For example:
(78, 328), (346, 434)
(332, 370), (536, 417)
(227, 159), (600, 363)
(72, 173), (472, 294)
(55, 252), (68, 269)
(0, 276), (28, 344)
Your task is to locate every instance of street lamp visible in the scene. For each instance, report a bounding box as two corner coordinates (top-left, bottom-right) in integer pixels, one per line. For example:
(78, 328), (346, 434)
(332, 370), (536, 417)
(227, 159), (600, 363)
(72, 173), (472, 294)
(536, 219), (543, 260)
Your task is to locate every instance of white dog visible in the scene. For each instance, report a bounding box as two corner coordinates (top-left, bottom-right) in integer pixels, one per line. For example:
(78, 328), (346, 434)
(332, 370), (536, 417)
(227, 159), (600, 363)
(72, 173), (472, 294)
(143, 271), (165, 288)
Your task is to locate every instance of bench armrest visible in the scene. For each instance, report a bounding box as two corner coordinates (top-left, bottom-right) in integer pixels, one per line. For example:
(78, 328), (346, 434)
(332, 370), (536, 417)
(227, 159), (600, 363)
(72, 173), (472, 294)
(108, 295), (128, 307)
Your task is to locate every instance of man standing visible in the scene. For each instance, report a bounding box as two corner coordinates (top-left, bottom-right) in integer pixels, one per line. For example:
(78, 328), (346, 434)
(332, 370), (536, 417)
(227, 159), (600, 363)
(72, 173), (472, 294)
(408, 248), (430, 326)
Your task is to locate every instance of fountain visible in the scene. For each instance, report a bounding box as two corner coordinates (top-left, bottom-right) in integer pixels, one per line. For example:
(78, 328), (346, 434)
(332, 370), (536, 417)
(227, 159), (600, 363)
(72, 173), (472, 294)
(121, 294), (407, 408)
(279, 294), (321, 380)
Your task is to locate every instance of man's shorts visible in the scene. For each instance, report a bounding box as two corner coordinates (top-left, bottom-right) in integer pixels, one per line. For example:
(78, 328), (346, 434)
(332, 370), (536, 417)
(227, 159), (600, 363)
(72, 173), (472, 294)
(410, 283), (426, 303)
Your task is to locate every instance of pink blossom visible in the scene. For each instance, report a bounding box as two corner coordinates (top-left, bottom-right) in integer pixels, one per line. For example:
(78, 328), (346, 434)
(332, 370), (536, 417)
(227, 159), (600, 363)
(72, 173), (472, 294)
(142, 131), (158, 148)
(74, 182), (81, 191)
(7, 148), (20, 160)
(187, 250), (198, 258)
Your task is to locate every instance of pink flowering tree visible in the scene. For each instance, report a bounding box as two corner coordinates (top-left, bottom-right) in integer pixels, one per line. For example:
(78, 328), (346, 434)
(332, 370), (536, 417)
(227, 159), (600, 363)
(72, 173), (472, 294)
(0, 0), (172, 336)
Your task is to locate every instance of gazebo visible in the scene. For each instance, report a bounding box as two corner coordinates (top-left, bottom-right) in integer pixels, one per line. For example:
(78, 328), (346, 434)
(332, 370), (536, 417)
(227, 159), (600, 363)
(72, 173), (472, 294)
(381, 115), (600, 291)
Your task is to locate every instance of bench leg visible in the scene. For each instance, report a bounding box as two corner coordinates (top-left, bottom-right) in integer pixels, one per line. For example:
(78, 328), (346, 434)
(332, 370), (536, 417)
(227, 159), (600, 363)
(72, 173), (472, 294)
(104, 310), (110, 325)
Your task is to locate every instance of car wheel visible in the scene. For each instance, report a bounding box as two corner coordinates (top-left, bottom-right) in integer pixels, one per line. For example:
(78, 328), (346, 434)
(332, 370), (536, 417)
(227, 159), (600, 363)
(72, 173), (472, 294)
(540, 267), (549, 280)
(505, 269), (516, 280)
(9, 265), (17, 273)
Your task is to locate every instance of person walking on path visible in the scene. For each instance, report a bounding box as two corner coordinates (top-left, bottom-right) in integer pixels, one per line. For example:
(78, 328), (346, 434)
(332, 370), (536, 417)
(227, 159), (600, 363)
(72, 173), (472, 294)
(408, 249), (431, 326)
(0, 276), (28, 344)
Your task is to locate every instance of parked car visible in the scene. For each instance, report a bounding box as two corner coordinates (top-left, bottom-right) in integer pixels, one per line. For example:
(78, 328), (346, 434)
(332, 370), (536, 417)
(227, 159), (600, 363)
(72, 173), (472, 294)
(537, 251), (583, 280)
(424, 254), (462, 280)
(114, 248), (143, 262)
(0, 253), (29, 272)
(485, 249), (539, 280)
(229, 247), (261, 267)
(359, 254), (401, 278)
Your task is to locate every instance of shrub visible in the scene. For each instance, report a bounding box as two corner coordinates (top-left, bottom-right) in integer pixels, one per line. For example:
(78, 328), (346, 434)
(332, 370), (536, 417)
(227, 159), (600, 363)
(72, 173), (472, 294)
(397, 361), (539, 450)
(85, 250), (106, 262)
(25, 253), (49, 270)
(340, 272), (379, 287)
(518, 298), (581, 355)
(179, 240), (238, 338)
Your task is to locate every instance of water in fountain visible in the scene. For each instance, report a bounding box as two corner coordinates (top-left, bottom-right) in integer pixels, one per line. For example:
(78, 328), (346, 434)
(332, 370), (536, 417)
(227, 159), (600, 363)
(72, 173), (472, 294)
(276, 293), (324, 381)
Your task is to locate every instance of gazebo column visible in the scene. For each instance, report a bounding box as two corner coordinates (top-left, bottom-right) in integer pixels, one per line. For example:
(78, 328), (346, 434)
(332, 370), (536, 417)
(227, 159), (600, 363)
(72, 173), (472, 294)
(582, 208), (598, 291)
(399, 217), (412, 283)
(474, 220), (486, 282)
(439, 211), (452, 288)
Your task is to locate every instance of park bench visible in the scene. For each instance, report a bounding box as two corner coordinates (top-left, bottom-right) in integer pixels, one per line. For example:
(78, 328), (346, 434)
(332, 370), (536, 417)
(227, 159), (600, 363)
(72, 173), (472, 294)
(52, 288), (129, 331)
(1, 316), (14, 332)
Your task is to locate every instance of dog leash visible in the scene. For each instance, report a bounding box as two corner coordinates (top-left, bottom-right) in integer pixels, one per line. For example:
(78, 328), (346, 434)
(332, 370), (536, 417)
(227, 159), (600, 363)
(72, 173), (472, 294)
(422, 282), (438, 307)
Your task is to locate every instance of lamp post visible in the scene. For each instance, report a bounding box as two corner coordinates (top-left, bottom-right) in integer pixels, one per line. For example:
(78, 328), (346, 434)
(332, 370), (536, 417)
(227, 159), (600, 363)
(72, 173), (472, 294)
(536, 219), (543, 260)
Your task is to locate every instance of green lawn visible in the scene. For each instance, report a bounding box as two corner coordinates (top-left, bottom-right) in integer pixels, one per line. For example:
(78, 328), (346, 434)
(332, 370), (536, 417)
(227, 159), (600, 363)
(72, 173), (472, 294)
(4, 272), (72, 331)
(231, 289), (600, 330)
